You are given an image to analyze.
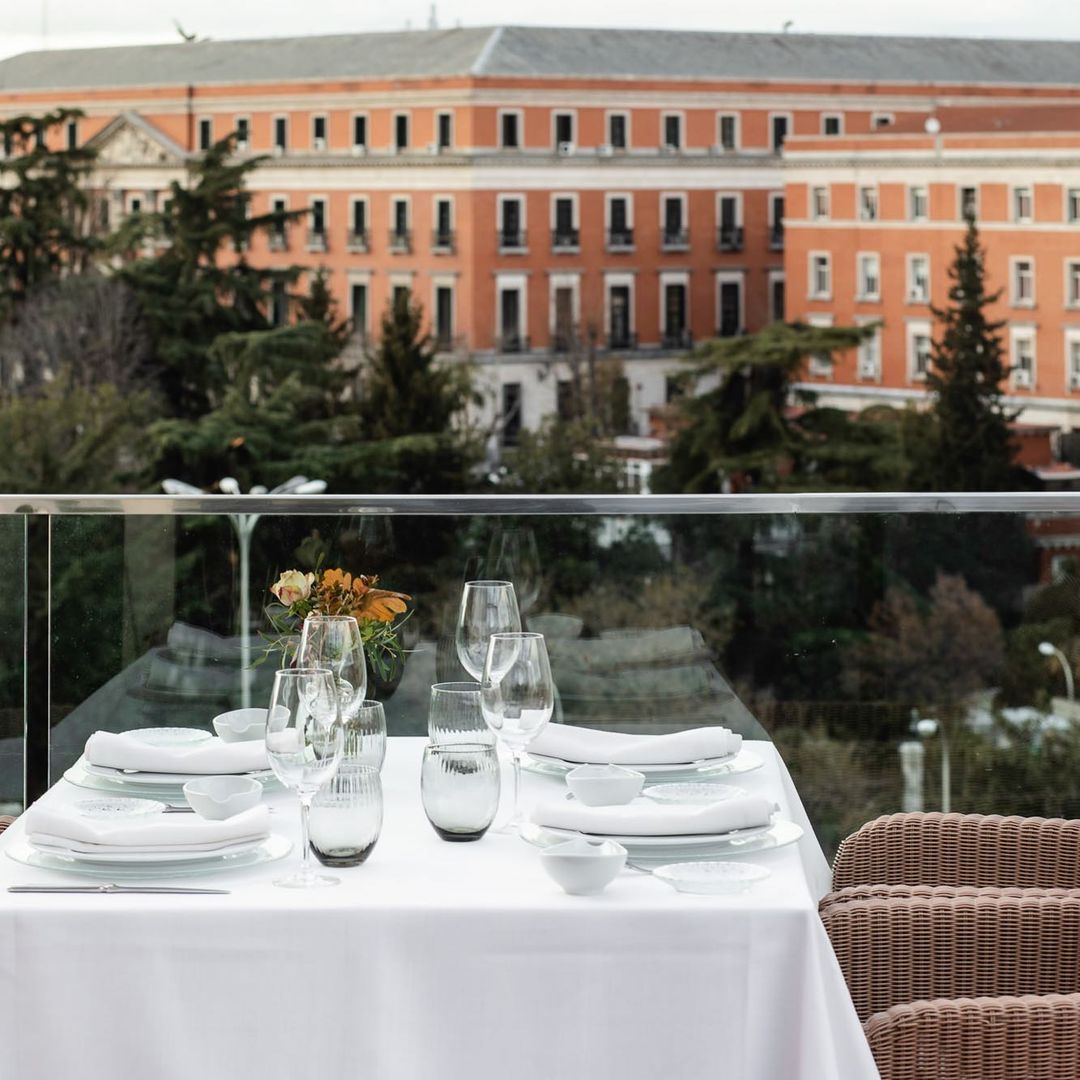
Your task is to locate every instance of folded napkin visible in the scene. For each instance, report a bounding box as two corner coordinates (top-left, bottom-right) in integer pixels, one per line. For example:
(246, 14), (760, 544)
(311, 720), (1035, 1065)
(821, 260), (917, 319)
(25, 803), (270, 855)
(528, 723), (741, 765)
(85, 731), (268, 775)
(531, 794), (774, 837)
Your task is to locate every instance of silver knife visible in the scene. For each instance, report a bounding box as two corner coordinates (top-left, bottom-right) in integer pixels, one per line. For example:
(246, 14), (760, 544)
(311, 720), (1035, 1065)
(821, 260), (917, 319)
(8, 883), (230, 894)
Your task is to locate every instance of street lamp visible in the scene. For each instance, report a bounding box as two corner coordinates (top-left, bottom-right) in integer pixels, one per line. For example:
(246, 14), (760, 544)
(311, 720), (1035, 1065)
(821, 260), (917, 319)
(1038, 641), (1075, 702)
(162, 475), (327, 707)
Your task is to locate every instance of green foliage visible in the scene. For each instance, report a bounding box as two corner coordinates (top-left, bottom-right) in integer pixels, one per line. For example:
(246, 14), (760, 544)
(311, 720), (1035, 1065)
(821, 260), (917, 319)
(496, 418), (624, 494)
(358, 293), (476, 441)
(921, 215), (1032, 491)
(0, 109), (98, 319)
(654, 321), (891, 492)
(0, 370), (153, 492)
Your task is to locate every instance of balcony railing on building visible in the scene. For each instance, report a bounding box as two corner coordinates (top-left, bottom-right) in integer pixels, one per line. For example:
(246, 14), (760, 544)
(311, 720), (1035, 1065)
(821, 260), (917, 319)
(432, 229), (455, 254)
(269, 230), (288, 252)
(661, 327), (693, 350)
(717, 225), (744, 253)
(550, 329), (577, 354)
(551, 228), (580, 252)
(607, 228), (635, 252)
(716, 321), (743, 339)
(769, 223), (785, 252)
(306, 229), (328, 253)
(389, 229), (412, 254)
(499, 228), (526, 252)
(607, 329), (638, 350)
(499, 331), (530, 354)
(661, 228), (690, 252)
(347, 230), (370, 253)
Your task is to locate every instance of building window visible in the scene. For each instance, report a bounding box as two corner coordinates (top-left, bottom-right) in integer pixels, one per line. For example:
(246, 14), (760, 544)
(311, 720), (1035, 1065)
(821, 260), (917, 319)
(661, 195), (688, 249)
(1012, 332), (1035, 388)
(500, 111), (520, 149)
(812, 186), (830, 220)
(1012, 258), (1035, 306)
(859, 186), (878, 221)
(350, 282), (368, 340)
(857, 253), (880, 301)
(552, 282), (577, 352)
(662, 113), (682, 150)
(872, 112), (894, 128)
(607, 112), (628, 149)
(435, 284), (453, 348)
(391, 198), (410, 251)
(65, 119), (78, 150)
(499, 284), (526, 352)
(311, 114), (327, 151)
(198, 117), (213, 151)
(769, 194), (784, 250)
(308, 198), (327, 251)
(662, 281), (689, 347)
(554, 111), (574, 149)
(499, 196), (525, 249)
(809, 253), (831, 299)
(717, 275), (743, 337)
(349, 199), (368, 248)
(821, 113), (842, 136)
(807, 315), (834, 377)
(1068, 188), (1080, 224)
(1013, 186), (1033, 223)
(908, 255), (930, 302)
(235, 117), (250, 151)
(501, 382), (523, 445)
(717, 194), (742, 251)
(607, 280), (633, 348)
(270, 281), (287, 327)
(273, 116), (287, 153)
(858, 325), (882, 381)
(394, 113), (409, 151)
(128, 195), (143, 216)
(607, 195), (633, 248)
(717, 113), (738, 150)
(909, 324), (933, 381)
(433, 198), (453, 250)
(1069, 337), (1080, 390)
(909, 186), (928, 221)
(1068, 260), (1080, 307)
(959, 185), (978, 220)
(270, 196), (288, 250)
(769, 273), (785, 322)
(770, 113), (789, 151)
(352, 114), (368, 150)
(552, 196), (578, 250)
(437, 112), (453, 150)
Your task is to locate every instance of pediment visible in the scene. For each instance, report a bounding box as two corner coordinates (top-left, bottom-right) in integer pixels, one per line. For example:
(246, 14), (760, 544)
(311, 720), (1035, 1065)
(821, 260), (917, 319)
(88, 112), (188, 167)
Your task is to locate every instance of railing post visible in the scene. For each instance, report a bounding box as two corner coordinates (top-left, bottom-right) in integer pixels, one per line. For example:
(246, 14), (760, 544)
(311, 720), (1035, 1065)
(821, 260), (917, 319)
(24, 511), (50, 807)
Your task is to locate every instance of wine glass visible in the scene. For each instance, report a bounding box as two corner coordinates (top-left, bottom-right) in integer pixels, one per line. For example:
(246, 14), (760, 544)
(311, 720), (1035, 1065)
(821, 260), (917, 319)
(480, 632), (554, 833)
(487, 528), (543, 616)
(455, 580), (521, 680)
(298, 615), (368, 758)
(265, 667), (344, 888)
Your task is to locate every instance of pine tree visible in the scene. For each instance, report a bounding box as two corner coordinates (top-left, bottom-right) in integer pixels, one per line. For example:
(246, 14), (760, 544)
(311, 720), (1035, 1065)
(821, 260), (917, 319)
(922, 215), (1029, 491)
(0, 109), (99, 320)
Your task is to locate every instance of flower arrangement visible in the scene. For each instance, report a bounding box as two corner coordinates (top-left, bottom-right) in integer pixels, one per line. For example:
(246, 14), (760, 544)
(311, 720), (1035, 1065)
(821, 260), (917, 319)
(266, 567), (412, 680)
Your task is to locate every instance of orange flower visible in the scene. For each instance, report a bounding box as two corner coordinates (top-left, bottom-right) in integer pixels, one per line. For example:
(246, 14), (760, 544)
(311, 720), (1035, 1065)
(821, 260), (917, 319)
(350, 575), (411, 622)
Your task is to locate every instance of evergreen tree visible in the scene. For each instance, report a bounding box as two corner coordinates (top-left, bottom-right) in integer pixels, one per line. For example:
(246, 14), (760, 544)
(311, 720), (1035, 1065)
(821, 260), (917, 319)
(653, 321), (897, 493)
(358, 292), (475, 440)
(0, 109), (98, 320)
(922, 215), (1030, 491)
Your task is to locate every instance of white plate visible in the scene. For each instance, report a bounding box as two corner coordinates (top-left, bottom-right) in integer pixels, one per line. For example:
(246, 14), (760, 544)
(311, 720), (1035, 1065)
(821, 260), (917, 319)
(64, 758), (279, 802)
(652, 861), (771, 894)
(27, 835), (268, 865)
(524, 749), (762, 783)
(129, 728), (213, 747)
(73, 798), (167, 820)
(535, 820), (774, 848)
(521, 819), (803, 865)
(6, 834), (292, 881)
(642, 783), (747, 805)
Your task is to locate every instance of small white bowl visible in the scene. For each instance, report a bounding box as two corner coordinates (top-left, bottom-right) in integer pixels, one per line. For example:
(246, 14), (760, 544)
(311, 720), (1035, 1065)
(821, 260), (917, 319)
(212, 708), (268, 743)
(566, 764), (645, 806)
(182, 776), (263, 820)
(540, 837), (627, 895)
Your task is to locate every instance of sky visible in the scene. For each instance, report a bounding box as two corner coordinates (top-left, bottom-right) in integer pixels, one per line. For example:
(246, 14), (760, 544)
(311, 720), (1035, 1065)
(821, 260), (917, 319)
(1, 0), (1080, 60)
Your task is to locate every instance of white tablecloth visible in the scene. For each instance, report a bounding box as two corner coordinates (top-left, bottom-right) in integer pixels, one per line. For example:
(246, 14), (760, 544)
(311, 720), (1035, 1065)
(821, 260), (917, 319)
(0, 738), (879, 1080)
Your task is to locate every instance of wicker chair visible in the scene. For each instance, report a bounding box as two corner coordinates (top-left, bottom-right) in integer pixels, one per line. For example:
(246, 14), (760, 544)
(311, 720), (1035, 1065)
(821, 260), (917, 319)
(0, 815), (14, 834)
(831, 812), (1080, 891)
(865, 993), (1080, 1080)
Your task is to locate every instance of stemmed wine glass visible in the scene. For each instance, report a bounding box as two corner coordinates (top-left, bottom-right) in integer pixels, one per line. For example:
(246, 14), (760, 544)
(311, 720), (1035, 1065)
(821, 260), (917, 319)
(265, 667), (344, 888)
(455, 580), (521, 680)
(298, 615), (368, 759)
(487, 528), (542, 616)
(480, 632), (554, 833)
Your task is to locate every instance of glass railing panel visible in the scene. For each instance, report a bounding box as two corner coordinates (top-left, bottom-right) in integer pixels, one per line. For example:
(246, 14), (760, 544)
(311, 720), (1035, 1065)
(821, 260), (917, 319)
(0, 514), (23, 813)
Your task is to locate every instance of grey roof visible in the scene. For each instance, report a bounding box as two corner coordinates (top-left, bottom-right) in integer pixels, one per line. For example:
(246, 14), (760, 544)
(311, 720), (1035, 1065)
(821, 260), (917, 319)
(2, 26), (1080, 91)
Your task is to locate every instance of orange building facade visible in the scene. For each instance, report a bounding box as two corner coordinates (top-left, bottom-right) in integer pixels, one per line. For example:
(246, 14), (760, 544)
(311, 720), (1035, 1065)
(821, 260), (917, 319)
(5, 28), (1080, 435)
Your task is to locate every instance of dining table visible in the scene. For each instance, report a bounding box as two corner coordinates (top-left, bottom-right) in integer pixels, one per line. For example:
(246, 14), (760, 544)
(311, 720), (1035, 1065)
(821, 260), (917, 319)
(0, 736), (880, 1080)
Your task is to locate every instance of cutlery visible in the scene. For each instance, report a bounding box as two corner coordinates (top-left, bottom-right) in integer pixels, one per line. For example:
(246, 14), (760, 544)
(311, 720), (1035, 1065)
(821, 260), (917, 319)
(162, 806), (196, 813)
(8, 883), (231, 894)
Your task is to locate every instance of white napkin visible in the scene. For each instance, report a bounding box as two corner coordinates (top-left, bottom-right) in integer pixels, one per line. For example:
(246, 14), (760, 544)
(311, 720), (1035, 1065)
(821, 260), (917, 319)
(531, 795), (775, 837)
(528, 723), (741, 765)
(25, 804), (270, 855)
(85, 731), (268, 775)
